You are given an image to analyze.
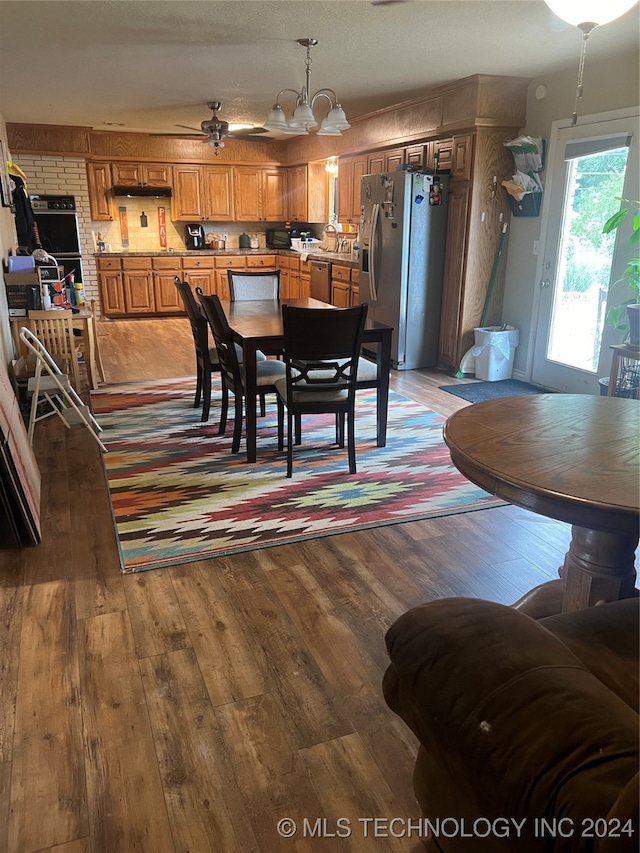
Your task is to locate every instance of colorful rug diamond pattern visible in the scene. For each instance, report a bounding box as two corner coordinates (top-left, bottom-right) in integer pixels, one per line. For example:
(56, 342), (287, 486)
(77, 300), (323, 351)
(91, 378), (503, 573)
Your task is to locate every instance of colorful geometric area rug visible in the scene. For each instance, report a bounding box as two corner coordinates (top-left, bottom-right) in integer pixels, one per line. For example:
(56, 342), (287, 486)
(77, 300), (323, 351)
(91, 378), (504, 573)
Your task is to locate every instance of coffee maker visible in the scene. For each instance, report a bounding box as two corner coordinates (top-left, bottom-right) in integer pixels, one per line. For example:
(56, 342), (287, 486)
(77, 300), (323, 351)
(185, 223), (205, 250)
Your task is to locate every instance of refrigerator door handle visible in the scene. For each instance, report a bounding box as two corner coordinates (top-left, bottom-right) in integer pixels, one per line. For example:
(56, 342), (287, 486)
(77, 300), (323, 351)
(369, 202), (380, 301)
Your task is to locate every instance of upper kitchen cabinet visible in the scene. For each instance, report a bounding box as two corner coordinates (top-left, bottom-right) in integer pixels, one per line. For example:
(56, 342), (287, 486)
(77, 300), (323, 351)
(337, 154), (367, 225)
(111, 162), (172, 188)
(287, 162), (328, 223)
(233, 166), (287, 222)
(86, 162), (114, 221)
(172, 165), (233, 221)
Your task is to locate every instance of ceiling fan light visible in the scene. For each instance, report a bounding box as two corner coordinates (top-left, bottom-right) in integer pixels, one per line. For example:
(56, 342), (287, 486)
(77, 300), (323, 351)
(543, 0), (637, 27)
(289, 103), (317, 129)
(325, 105), (350, 131)
(264, 104), (289, 131)
(208, 138), (224, 149)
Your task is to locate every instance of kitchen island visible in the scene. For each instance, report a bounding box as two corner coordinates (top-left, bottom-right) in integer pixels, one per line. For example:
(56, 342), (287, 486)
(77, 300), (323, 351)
(95, 250), (353, 317)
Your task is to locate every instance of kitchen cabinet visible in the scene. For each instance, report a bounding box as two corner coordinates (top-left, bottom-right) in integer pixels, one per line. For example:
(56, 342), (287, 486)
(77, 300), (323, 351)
(112, 162), (172, 188)
(246, 255), (278, 269)
(331, 263), (356, 307)
(182, 255), (217, 297)
(366, 147), (407, 176)
(87, 162), (114, 221)
(437, 128), (511, 370)
(152, 257), (184, 313)
(299, 258), (311, 298)
(337, 154), (367, 225)
(287, 162), (328, 223)
(122, 258), (155, 314)
(405, 144), (426, 168)
(172, 165), (233, 222)
(214, 255), (247, 300)
(234, 167), (287, 222)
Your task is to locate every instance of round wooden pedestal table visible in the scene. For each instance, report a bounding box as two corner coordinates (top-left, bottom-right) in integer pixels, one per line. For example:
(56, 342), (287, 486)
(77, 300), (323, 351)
(443, 394), (639, 615)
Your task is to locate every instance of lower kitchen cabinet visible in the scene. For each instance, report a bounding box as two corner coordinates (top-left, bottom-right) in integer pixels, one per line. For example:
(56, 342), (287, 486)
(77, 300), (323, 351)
(123, 270), (155, 314)
(331, 263), (356, 307)
(99, 269), (126, 315)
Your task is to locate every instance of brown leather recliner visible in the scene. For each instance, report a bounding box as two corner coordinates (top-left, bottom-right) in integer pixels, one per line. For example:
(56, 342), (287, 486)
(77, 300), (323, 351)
(383, 597), (639, 852)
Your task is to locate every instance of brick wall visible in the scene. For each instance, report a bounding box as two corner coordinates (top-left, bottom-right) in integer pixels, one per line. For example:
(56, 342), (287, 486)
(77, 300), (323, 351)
(16, 155), (100, 311)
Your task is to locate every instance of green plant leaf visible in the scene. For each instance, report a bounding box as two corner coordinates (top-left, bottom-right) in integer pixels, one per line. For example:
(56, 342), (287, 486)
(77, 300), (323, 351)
(603, 208), (629, 233)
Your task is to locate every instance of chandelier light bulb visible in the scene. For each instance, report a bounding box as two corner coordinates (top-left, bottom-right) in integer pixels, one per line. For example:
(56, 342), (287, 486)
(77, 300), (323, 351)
(264, 38), (350, 137)
(544, 0), (637, 27)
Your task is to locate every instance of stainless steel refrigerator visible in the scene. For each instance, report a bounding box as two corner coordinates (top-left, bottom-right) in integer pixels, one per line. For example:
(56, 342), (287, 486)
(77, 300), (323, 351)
(359, 171), (449, 369)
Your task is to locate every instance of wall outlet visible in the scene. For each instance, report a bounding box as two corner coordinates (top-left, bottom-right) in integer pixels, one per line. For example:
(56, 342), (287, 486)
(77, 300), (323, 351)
(222, 233), (228, 242)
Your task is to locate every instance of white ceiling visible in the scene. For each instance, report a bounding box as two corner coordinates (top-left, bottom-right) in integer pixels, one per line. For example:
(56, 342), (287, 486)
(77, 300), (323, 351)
(0, 0), (638, 137)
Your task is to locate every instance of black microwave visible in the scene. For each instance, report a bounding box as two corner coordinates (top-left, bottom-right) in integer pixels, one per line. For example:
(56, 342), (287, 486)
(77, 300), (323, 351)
(266, 229), (291, 249)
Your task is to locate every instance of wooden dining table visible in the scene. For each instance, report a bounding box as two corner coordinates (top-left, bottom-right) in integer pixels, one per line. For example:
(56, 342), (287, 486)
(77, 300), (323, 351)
(221, 297), (394, 463)
(443, 394), (640, 614)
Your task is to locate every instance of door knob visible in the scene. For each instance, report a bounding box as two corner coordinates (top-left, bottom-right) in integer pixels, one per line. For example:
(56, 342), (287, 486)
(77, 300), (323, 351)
(541, 279), (551, 288)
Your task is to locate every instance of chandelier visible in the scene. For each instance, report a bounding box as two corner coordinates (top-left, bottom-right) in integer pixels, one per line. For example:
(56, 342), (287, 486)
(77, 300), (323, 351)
(263, 38), (351, 137)
(543, 1), (639, 125)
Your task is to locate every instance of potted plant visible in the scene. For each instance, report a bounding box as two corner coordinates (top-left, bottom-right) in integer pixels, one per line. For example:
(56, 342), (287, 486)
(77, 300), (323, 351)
(604, 197), (640, 348)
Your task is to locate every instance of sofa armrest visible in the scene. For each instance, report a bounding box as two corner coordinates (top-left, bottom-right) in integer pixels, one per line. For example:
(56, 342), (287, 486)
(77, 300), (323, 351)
(384, 598), (639, 845)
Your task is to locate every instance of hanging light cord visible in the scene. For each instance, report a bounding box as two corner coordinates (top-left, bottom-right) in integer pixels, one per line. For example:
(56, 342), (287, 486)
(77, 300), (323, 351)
(572, 22), (597, 125)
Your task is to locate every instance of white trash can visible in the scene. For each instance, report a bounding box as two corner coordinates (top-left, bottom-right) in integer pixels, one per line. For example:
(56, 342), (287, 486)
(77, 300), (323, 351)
(472, 326), (519, 381)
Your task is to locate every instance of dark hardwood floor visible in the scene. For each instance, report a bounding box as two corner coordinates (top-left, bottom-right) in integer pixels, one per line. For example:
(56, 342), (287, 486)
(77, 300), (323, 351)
(0, 318), (571, 853)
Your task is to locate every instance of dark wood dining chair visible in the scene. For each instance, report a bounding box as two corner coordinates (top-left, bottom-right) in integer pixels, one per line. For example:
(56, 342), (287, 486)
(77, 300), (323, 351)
(227, 268), (281, 301)
(174, 277), (221, 423)
(196, 290), (286, 453)
(275, 303), (368, 477)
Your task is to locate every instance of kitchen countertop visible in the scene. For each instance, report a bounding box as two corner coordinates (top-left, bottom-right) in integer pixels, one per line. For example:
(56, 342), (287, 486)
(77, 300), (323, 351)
(94, 249), (359, 266)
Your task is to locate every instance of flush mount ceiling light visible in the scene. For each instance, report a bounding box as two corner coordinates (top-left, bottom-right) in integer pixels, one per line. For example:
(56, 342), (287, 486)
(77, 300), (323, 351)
(544, 1), (639, 124)
(264, 38), (351, 137)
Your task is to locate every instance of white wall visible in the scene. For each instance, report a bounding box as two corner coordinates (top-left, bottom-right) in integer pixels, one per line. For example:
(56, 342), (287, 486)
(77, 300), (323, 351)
(503, 50), (640, 378)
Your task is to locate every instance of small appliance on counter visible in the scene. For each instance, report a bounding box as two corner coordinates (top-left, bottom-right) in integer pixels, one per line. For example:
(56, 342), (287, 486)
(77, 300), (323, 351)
(266, 229), (291, 249)
(185, 223), (205, 250)
(238, 232), (251, 249)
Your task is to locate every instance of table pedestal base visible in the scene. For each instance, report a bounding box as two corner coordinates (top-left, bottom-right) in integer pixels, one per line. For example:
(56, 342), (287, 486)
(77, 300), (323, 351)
(561, 526), (638, 611)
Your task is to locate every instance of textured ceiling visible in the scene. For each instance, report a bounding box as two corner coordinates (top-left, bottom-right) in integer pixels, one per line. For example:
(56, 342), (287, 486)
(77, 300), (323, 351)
(0, 0), (638, 136)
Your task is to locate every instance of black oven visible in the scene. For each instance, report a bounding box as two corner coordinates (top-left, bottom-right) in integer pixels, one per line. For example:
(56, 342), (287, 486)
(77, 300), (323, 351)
(30, 195), (81, 255)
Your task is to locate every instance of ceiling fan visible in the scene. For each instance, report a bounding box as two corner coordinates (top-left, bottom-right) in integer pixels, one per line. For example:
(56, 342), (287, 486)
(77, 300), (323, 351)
(174, 101), (269, 153)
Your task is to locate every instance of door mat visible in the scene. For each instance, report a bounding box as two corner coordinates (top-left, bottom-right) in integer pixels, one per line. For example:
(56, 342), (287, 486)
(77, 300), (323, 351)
(91, 378), (505, 573)
(439, 379), (549, 403)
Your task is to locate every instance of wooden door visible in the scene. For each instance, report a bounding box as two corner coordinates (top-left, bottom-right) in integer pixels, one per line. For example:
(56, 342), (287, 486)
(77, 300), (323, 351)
(153, 271), (184, 313)
(337, 157), (354, 224)
(98, 271), (125, 315)
(123, 272), (155, 314)
(203, 166), (233, 220)
(142, 163), (172, 186)
(287, 166), (308, 222)
(183, 269), (216, 298)
(331, 280), (351, 307)
(438, 182), (471, 368)
(86, 162), (113, 221)
(367, 153), (385, 175)
(111, 163), (142, 186)
(406, 144), (425, 168)
(263, 169), (287, 221)
(350, 155), (367, 222)
(172, 166), (204, 221)
(385, 148), (405, 172)
(233, 167), (262, 221)
(451, 134), (474, 179)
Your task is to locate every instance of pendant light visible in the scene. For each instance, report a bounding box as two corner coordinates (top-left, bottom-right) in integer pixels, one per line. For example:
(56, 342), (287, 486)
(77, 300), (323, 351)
(544, 1), (639, 124)
(264, 38), (351, 137)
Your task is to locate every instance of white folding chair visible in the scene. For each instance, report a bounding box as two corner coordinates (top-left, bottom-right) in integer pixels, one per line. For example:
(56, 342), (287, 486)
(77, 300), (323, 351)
(19, 327), (107, 452)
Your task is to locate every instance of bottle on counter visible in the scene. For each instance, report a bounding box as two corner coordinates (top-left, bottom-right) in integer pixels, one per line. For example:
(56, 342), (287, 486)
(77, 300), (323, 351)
(41, 282), (52, 310)
(250, 233), (259, 249)
(74, 281), (86, 307)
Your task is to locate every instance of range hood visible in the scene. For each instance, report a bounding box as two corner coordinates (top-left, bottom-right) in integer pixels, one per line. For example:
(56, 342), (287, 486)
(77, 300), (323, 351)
(112, 185), (172, 198)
